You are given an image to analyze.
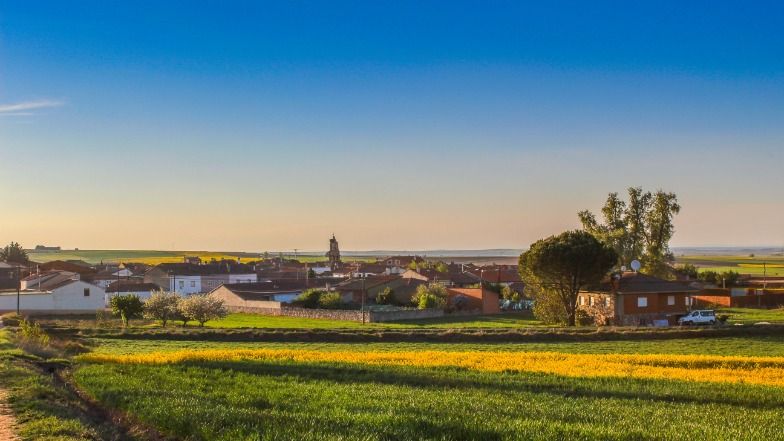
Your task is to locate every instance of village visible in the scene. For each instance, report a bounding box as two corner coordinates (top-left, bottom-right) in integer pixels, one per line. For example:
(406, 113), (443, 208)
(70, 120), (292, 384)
(1, 234), (782, 328)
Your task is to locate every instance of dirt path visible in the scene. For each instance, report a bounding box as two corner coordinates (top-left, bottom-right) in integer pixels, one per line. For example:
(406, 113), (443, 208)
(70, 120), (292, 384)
(0, 388), (20, 441)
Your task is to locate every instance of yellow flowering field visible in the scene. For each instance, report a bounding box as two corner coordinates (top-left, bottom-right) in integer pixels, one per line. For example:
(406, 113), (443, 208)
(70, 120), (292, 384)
(81, 348), (784, 387)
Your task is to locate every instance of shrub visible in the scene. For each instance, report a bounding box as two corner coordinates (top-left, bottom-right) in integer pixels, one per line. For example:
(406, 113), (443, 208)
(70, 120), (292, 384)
(143, 291), (180, 327)
(18, 318), (50, 347)
(501, 285), (521, 302)
(530, 288), (567, 325)
(179, 295), (228, 327)
(292, 289), (326, 309)
(110, 294), (144, 327)
(95, 309), (115, 328)
(318, 292), (344, 309)
(411, 284), (449, 310)
(376, 287), (394, 305)
(575, 309), (594, 326)
(1, 312), (22, 327)
(452, 294), (469, 311)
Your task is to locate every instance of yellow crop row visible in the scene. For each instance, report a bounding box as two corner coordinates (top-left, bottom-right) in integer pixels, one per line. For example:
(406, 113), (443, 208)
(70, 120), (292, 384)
(80, 349), (784, 387)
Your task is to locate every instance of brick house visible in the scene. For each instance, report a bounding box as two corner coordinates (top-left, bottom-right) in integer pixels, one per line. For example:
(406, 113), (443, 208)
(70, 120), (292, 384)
(446, 287), (501, 314)
(578, 272), (700, 326)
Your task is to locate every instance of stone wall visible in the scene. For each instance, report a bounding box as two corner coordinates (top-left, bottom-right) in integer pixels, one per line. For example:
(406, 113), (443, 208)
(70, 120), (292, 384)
(225, 304), (455, 323)
(227, 305), (366, 322)
(369, 308), (445, 322)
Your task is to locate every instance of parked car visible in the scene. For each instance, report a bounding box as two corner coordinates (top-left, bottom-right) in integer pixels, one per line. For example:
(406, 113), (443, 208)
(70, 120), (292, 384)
(678, 310), (717, 326)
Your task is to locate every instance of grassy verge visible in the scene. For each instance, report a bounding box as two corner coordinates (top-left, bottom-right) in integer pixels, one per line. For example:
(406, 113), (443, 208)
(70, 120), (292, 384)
(0, 330), (134, 441)
(719, 307), (784, 324)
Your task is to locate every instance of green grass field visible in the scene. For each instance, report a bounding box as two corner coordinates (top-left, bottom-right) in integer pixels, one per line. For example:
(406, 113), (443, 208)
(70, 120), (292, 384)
(87, 334), (784, 357)
(7, 316), (784, 440)
(69, 332), (784, 441)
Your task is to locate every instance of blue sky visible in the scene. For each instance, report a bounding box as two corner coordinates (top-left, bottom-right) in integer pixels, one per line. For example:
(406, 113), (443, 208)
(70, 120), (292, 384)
(1, 1), (783, 251)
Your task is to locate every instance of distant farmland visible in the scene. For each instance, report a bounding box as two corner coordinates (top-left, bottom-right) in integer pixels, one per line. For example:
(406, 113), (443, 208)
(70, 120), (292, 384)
(675, 255), (784, 276)
(27, 249), (782, 274)
(26, 249), (517, 265)
(26, 249), (373, 265)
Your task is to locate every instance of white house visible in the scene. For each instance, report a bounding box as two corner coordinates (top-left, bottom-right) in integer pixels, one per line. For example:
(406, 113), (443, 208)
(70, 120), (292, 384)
(1, 270), (107, 314)
(144, 262), (258, 295)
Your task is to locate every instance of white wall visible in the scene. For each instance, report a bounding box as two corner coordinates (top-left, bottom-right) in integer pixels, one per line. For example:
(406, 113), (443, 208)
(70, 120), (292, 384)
(0, 280), (107, 313)
(93, 279), (115, 289)
(170, 275), (201, 295)
(227, 274), (258, 284)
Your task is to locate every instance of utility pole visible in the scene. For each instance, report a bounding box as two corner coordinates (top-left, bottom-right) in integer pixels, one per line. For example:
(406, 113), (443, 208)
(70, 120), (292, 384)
(763, 262), (767, 290)
(361, 276), (366, 325)
(16, 266), (21, 316)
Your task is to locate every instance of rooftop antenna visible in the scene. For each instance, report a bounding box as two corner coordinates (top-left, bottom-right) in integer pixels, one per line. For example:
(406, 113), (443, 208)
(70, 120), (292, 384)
(630, 260), (641, 273)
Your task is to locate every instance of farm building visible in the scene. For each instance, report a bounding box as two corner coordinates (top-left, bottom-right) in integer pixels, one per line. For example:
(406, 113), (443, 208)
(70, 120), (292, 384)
(209, 280), (325, 310)
(578, 272), (700, 326)
(0, 270), (106, 314)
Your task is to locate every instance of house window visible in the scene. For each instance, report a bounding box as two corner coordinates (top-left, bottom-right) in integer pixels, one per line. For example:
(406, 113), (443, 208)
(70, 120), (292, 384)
(637, 296), (648, 308)
(667, 295), (675, 306)
(589, 296), (595, 306)
(685, 296), (692, 306)
(579, 296), (585, 306)
(83, 288), (90, 297)
(179, 281), (185, 289)
(190, 281), (196, 288)
(605, 297), (611, 307)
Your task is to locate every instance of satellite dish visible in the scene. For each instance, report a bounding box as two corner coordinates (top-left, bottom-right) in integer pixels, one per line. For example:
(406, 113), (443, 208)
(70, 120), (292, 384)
(630, 260), (641, 272)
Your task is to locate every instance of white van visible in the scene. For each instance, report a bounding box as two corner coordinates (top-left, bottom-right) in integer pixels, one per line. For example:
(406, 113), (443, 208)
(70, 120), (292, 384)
(678, 310), (716, 326)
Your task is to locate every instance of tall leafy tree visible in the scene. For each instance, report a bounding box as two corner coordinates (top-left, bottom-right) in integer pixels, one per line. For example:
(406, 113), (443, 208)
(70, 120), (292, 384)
(0, 242), (29, 264)
(579, 187), (679, 277)
(644, 190), (680, 275)
(519, 231), (617, 326)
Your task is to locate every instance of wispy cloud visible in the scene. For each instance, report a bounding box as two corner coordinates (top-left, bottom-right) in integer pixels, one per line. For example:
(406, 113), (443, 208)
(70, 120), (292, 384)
(0, 99), (64, 115)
